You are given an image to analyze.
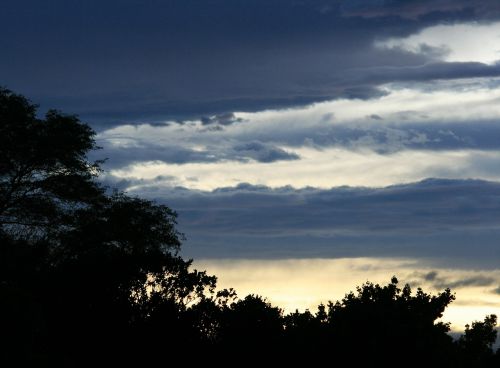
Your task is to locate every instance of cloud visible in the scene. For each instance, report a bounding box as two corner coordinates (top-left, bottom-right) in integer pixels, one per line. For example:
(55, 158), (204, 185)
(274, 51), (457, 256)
(424, 271), (438, 281)
(106, 147), (500, 190)
(96, 141), (299, 166)
(99, 174), (178, 193)
(346, 62), (500, 85)
(3, 1), (500, 126)
(98, 178), (500, 265)
(92, 79), (500, 176)
(411, 271), (497, 290)
(377, 22), (500, 64)
(232, 141), (299, 163)
(368, 114), (383, 120)
(200, 113), (244, 126)
(441, 276), (496, 289)
(340, 0), (500, 19)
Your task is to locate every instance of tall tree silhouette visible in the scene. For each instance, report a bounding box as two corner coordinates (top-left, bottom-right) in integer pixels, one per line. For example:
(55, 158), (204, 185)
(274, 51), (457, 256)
(0, 88), (216, 365)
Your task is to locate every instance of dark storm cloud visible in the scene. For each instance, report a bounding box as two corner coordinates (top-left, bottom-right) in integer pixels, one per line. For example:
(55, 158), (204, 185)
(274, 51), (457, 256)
(103, 178), (500, 265)
(2, 0), (499, 127)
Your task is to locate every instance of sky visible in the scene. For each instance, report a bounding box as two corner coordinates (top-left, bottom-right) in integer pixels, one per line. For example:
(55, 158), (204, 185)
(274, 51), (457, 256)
(2, 0), (500, 329)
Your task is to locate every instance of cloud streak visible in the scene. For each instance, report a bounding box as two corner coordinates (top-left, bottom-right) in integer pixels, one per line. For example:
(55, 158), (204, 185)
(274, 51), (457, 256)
(98, 178), (500, 265)
(412, 271), (497, 290)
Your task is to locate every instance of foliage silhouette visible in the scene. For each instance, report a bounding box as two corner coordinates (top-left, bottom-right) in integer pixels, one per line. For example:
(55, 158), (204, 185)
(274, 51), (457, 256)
(217, 294), (283, 357)
(0, 88), (102, 237)
(0, 88), (217, 365)
(324, 277), (457, 366)
(1, 88), (499, 366)
(458, 314), (498, 366)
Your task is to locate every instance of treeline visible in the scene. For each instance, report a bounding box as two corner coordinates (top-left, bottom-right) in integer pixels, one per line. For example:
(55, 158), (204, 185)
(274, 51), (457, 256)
(1, 88), (498, 367)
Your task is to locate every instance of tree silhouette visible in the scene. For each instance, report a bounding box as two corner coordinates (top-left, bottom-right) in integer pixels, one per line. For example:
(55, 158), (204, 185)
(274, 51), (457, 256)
(218, 294), (283, 356)
(0, 88), (102, 237)
(0, 88), (217, 365)
(282, 303), (329, 359)
(322, 277), (457, 366)
(457, 314), (498, 366)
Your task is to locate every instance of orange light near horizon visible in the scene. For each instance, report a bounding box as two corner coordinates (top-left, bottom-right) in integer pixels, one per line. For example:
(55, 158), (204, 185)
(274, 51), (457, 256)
(194, 257), (500, 333)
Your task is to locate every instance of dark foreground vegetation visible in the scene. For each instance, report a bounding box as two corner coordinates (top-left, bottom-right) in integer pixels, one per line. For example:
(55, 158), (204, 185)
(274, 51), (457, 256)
(1, 88), (499, 366)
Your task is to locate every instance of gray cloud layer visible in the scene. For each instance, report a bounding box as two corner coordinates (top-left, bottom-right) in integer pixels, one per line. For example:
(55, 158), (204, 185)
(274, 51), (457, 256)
(106, 178), (500, 267)
(3, 1), (500, 127)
